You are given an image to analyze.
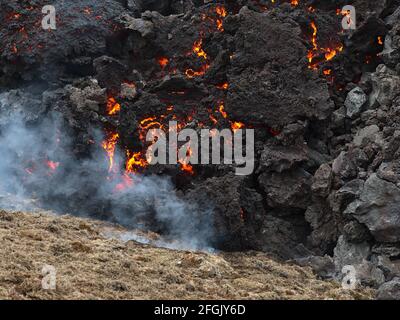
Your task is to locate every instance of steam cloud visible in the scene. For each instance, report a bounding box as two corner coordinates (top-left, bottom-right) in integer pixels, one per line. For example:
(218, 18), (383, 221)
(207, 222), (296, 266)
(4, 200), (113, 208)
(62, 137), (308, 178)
(0, 90), (214, 251)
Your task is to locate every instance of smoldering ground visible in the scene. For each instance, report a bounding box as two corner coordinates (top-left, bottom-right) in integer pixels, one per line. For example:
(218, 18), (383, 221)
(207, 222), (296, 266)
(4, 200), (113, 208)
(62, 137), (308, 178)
(0, 90), (214, 250)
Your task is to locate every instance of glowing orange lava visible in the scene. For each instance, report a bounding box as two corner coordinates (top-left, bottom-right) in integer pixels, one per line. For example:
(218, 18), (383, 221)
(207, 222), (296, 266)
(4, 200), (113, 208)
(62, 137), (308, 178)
(192, 38), (208, 60)
(102, 132), (119, 172)
(180, 163), (194, 175)
(215, 5), (228, 31)
(185, 65), (209, 78)
(218, 102), (228, 119)
(231, 121), (245, 132)
(216, 82), (229, 90)
(126, 151), (148, 173)
(307, 21), (343, 70)
(158, 57), (169, 68)
(107, 97), (121, 116)
(215, 6), (227, 18)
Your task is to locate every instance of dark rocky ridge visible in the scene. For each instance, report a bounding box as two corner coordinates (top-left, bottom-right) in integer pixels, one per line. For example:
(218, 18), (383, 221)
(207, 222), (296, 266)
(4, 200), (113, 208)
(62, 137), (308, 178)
(1, 0), (400, 298)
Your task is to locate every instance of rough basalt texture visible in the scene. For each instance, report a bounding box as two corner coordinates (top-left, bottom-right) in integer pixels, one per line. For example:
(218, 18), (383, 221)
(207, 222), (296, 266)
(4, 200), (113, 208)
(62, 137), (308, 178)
(1, 0), (400, 299)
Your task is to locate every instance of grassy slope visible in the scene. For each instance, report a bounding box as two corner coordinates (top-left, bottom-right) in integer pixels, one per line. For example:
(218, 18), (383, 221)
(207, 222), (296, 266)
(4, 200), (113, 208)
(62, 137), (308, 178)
(0, 210), (374, 300)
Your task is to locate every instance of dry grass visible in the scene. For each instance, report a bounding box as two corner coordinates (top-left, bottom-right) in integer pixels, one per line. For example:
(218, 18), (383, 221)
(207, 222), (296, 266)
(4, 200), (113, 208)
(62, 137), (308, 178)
(0, 210), (374, 300)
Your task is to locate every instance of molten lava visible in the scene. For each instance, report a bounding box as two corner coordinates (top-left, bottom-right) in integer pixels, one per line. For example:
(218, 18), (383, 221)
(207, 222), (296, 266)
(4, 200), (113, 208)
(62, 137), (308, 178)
(179, 146), (195, 175)
(102, 132), (119, 172)
(158, 57), (169, 68)
(185, 65), (209, 78)
(215, 5), (227, 32)
(126, 151), (148, 174)
(218, 102), (228, 119)
(185, 37), (210, 78)
(215, 5), (227, 18)
(231, 121), (245, 132)
(180, 163), (194, 175)
(310, 22), (318, 50)
(192, 38), (208, 60)
(107, 97), (121, 116)
(307, 21), (343, 70)
(216, 82), (229, 90)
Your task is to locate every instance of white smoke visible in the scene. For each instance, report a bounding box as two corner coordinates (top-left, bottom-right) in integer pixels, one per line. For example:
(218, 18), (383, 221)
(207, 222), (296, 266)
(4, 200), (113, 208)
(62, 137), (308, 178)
(0, 90), (214, 251)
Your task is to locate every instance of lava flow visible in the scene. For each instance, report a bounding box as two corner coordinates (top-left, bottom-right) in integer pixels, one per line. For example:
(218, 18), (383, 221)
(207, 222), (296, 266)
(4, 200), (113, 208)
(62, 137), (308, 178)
(158, 56), (169, 69)
(215, 5), (227, 32)
(126, 151), (148, 174)
(186, 37), (210, 78)
(102, 132), (119, 173)
(106, 97), (121, 116)
(307, 21), (343, 70)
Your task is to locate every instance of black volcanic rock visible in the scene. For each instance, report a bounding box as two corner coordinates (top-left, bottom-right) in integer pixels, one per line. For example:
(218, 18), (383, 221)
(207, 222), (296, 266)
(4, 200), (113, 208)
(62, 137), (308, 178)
(1, 0), (400, 297)
(225, 7), (333, 127)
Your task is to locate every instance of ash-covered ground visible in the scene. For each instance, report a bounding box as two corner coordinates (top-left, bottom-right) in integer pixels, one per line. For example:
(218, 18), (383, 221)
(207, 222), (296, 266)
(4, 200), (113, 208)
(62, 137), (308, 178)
(1, 0), (400, 298)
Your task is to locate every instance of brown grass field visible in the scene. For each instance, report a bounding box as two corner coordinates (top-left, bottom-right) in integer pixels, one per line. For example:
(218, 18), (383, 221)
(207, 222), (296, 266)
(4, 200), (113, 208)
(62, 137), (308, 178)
(0, 210), (374, 300)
